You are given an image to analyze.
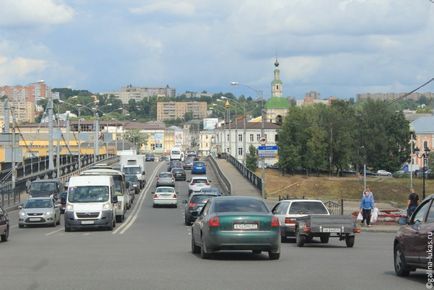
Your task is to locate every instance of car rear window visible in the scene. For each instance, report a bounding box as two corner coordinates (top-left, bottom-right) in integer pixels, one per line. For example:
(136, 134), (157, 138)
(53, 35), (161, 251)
(289, 202), (328, 214)
(194, 162), (205, 166)
(191, 195), (215, 204)
(172, 169), (183, 173)
(214, 199), (269, 213)
(160, 173), (172, 178)
(156, 187), (175, 193)
(192, 179), (207, 184)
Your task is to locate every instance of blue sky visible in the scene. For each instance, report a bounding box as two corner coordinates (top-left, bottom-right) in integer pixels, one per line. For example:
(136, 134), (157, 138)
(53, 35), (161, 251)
(1, 0), (434, 100)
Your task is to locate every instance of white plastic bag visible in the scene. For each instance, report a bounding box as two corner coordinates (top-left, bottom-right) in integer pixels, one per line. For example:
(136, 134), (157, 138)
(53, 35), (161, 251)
(356, 212), (363, 221)
(370, 208), (379, 223)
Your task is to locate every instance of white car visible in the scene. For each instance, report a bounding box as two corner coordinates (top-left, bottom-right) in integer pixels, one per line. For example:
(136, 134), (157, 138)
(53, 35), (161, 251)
(271, 199), (330, 242)
(377, 170), (392, 176)
(188, 177), (211, 196)
(153, 187), (177, 208)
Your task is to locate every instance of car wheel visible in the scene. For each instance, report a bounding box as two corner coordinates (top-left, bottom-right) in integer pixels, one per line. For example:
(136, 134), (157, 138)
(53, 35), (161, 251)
(345, 236), (355, 248)
(51, 220), (56, 227)
(268, 250), (280, 260)
(191, 234), (200, 254)
(320, 235), (330, 244)
(19, 224), (24, 228)
(394, 244), (410, 276)
(1, 226), (9, 242)
(65, 225), (71, 232)
(296, 230), (305, 247)
(252, 250), (261, 255)
(200, 236), (211, 259)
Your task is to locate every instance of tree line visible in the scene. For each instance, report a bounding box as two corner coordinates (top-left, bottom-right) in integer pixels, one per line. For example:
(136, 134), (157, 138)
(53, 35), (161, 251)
(277, 99), (410, 175)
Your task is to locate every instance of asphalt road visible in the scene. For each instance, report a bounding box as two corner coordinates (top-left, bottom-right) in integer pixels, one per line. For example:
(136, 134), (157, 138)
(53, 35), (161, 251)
(0, 161), (427, 290)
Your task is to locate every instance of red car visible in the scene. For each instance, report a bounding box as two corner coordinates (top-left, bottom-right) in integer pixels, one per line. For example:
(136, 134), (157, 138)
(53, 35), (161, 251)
(394, 194), (434, 276)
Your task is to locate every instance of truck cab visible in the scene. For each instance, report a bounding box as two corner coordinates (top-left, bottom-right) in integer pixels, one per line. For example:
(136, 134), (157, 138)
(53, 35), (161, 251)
(64, 175), (117, 231)
(28, 179), (65, 201)
(122, 165), (145, 189)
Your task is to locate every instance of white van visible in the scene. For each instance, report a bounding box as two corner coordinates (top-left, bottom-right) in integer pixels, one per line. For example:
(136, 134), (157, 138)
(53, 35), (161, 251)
(64, 175), (117, 231)
(170, 147), (183, 161)
(80, 168), (131, 223)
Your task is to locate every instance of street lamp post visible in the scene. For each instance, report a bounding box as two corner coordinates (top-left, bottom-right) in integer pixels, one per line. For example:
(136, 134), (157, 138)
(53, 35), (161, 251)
(409, 134), (416, 189)
(415, 145), (431, 199)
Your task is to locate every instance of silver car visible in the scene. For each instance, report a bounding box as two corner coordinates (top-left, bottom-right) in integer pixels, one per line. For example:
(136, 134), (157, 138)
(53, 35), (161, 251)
(19, 197), (61, 227)
(156, 172), (175, 187)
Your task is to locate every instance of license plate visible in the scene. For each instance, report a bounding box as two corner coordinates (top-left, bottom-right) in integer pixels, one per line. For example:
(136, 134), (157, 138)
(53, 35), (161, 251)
(234, 223), (258, 230)
(322, 228), (341, 233)
(29, 218), (41, 222)
(81, 220), (95, 225)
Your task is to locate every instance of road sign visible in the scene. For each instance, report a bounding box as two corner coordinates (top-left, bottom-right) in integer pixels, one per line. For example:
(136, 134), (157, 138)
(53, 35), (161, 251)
(257, 145), (278, 158)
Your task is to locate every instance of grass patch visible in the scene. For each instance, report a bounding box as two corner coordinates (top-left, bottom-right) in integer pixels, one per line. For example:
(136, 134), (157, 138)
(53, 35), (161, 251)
(260, 169), (434, 207)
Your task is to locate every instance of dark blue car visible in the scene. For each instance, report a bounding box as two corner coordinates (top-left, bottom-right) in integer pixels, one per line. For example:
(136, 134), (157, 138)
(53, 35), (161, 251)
(192, 161), (206, 174)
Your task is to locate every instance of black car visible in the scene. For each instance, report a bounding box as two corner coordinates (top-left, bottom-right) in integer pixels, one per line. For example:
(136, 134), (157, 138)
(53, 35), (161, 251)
(184, 193), (219, 225)
(145, 154), (155, 162)
(125, 174), (141, 194)
(171, 168), (186, 181)
(168, 160), (183, 172)
(0, 206), (9, 242)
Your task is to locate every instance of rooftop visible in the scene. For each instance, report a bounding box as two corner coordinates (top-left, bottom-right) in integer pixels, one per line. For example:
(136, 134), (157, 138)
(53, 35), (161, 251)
(410, 116), (434, 134)
(265, 97), (289, 109)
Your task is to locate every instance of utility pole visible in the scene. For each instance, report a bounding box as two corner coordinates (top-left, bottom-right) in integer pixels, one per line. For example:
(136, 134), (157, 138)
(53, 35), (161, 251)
(77, 108), (82, 171)
(3, 97), (10, 133)
(56, 113), (61, 179)
(94, 108), (99, 161)
(11, 107), (16, 191)
(47, 96), (54, 170)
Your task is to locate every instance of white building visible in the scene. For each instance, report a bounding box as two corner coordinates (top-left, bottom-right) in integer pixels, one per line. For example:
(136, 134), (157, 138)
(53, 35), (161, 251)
(214, 119), (280, 166)
(199, 131), (216, 157)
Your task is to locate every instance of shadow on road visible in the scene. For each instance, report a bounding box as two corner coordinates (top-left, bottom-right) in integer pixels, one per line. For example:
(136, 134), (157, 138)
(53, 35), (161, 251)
(383, 270), (428, 285)
(192, 251), (277, 261)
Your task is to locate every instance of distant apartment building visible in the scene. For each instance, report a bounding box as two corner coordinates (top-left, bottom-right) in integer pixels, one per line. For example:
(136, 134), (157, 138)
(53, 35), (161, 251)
(356, 92), (434, 102)
(296, 91), (335, 107)
(0, 81), (55, 124)
(110, 85), (176, 104)
(157, 101), (207, 121)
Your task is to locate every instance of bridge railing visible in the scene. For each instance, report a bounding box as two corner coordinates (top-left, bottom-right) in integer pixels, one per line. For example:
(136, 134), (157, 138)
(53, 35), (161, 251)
(226, 154), (263, 194)
(207, 155), (231, 195)
(0, 154), (117, 209)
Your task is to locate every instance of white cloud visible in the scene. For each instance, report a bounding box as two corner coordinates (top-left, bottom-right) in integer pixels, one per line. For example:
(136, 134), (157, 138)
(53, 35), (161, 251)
(0, 55), (47, 84)
(130, 1), (196, 16)
(0, 0), (74, 27)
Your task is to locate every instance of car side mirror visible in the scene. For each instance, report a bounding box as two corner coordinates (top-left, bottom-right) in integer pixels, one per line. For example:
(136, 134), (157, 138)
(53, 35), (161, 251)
(398, 216), (408, 225)
(142, 171), (146, 175)
(112, 196), (118, 204)
(18, 205), (23, 210)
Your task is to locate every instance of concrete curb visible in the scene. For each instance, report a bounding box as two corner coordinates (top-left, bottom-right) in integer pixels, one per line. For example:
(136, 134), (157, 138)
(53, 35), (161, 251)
(359, 226), (400, 233)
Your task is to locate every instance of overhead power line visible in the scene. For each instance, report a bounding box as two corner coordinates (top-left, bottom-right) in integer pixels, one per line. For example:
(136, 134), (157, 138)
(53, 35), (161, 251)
(389, 78), (434, 104)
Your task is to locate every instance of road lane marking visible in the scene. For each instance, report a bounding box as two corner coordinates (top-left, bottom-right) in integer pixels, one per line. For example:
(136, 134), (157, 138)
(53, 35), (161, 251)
(46, 228), (64, 236)
(113, 162), (164, 235)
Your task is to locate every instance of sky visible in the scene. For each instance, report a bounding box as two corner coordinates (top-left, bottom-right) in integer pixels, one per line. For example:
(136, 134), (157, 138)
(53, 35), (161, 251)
(0, 0), (434, 100)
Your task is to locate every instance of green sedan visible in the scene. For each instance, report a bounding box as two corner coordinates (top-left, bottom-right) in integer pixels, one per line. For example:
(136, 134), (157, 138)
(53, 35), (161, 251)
(191, 196), (281, 260)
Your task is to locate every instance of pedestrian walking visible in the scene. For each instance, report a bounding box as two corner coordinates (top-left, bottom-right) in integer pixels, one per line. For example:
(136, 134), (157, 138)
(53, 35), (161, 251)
(407, 188), (419, 218)
(359, 187), (375, 227)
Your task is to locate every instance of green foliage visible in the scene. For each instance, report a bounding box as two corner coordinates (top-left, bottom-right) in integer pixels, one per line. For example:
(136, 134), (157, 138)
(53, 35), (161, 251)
(277, 100), (410, 175)
(246, 145), (258, 172)
(124, 129), (148, 153)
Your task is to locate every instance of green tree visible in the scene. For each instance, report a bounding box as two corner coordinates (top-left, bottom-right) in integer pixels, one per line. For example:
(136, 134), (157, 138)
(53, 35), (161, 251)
(246, 145), (258, 172)
(184, 112), (193, 121)
(124, 129), (148, 153)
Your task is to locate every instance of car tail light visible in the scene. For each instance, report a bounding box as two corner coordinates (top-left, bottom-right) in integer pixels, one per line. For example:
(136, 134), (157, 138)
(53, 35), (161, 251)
(189, 202), (197, 208)
(284, 217), (296, 225)
(271, 216), (280, 227)
(303, 224), (311, 233)
(208, 216), (220, 227)
(173, 194), (177, 198)
(153, 194), (159, 199)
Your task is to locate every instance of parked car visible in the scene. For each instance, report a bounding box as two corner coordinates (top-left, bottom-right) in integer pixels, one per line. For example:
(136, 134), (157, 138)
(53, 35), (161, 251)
(191, 196), (281, 260)
(145, 153), (155, 162)
(184, 192), (219, 225)
(183, 157), (194, 170)
(192, 161), (207, 175)
(156, 172), (175, 187)
(394, 194), (434, 276)
(0, 206), (9, 242)
(125, 174), (141, 194)
(171, 168), (187, 181)
(199, 187), (223, 196)
(377, 169), (392, 176)
(188, 177), (211, 195)
(152, 187), (177, 208)
(19, 197), (61, 227)
(271, 199), (330, 242)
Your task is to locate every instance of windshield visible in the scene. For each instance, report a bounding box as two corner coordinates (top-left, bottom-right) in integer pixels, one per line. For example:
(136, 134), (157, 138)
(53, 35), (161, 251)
(160, 173), (172, 178)
(172, 151), (180, 155)
(194, 162), (205, 167)
(24, 199), (52, 209)
(192, 179), (207, 184)
(172, 169), (183, 173)
(191, 195), (215, 204)
(123, 167), (141, 174)
(68, 186), (109, 203)
(289, 202), (328, 214)
(214, 199), (269, 213)
(30, 182), (57, 193)
(125, 175), (138, 182)
(112, 176), (123, 196)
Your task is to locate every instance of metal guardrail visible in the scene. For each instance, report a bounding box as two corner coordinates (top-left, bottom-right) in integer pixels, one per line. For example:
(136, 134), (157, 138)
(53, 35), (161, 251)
(207, 155), (231, 195)
(226, 154), (263, 194)
(0, 154), (117, 209)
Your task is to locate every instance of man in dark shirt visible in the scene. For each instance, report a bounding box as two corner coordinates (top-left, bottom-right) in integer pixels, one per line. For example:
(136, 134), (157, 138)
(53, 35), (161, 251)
(407, 188), (419, 218)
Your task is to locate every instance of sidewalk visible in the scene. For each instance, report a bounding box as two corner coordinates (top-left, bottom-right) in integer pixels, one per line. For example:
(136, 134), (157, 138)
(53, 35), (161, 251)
(214, 158), (261, 197)
(359, 224), (400, 233)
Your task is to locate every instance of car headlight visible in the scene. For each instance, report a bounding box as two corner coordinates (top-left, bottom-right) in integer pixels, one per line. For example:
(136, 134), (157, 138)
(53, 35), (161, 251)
(45, 211), (53, 216)
(103, 203), (112, 210)
(20, 211), (26, 217)
(66, 204), (74, 211)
